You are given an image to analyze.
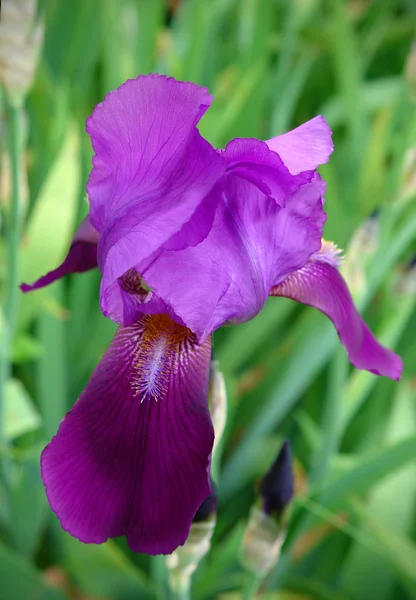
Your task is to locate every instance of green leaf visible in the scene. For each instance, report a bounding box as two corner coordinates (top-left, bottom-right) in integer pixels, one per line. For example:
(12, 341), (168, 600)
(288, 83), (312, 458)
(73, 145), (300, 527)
(9, 444), (49, 559)
(11, 333), (44, 364)
(347, 496), (416, 595)
(220, 315), (336, 499)
(0, 541), (68, 600)
(19, 127), (81, 330)
(4, 379), (41, 441)
(319, 436), (416, 509)
(193, 523), (245, 598)
(340, 381), (416, 599)
(62, 532), (153, 600)
(35, 281), (68, 439)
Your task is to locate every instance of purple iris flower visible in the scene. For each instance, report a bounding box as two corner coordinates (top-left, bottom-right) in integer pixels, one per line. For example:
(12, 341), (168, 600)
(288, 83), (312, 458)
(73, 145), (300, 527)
(22, 74), (402, 555)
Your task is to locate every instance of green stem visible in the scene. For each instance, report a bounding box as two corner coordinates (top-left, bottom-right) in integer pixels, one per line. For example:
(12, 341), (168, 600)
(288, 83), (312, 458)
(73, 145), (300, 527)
(309, 349), (348, 485)
(0, 103), (23, 446)
(175, 576), (191, 600)
(243, 573), (263, 600)
(168, 570), (191, 600)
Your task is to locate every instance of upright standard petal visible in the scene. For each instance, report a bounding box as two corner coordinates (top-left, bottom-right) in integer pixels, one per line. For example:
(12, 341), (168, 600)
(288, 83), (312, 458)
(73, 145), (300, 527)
(21, 216), (99, 292)
(271, 242), (402, 380)
(223, 138), (312, 205)
(99, 186), (224, 326)
(88, 74), (226, 314)
(266, 116), (333, 175)
(41, 314), (214, 555)
(142, 174), (327, 340)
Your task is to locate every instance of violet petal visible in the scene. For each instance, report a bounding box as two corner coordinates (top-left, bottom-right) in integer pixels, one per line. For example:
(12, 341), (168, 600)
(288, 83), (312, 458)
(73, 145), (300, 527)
(223, 137), (312, 204)
(271, 256), (402, 380)
(86, 75), (225, 320)
(143, 174), (327, 340)
(21, 216), (99, 292)
(41, 314), (214, 555)
(266, 115), (334, 175)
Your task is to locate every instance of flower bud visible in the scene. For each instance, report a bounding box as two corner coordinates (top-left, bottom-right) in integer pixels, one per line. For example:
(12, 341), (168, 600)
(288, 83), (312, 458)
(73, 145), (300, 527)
(193, 482), (217, 523)
(260, 439), (294, 519)
(240, 441), (294, 576)
(400, 146), (416, 204)
(341, 210), (379, 299)
(397, 255), (416, 295)
(0, 0), (43, 106)
(240, 506), (286, 576)
(208, 358), (227, 454)
(405, 39), (416, 101)
(166, 481), (217, 593)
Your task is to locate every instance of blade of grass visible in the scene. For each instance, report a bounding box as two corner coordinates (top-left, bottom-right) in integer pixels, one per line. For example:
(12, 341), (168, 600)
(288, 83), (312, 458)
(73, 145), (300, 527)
(341, 382), (416, 599)
(35, 281), (68, 437)
(0, 103), (24, 450)
(0, 540), (69, 600)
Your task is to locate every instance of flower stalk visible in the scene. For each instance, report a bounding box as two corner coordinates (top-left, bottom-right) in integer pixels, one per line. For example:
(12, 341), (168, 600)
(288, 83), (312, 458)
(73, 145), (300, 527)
(0, 102), (23, 446)
(0, 0), (42, 455)
(166, 515), (216, 600)
(0, 0), (43, 108)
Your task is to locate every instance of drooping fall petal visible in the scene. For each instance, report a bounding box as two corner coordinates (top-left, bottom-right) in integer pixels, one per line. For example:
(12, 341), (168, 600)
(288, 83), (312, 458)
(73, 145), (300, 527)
(270, 245), (402, 380)
(21, 216), (99, 292)
(41, 314), (214, 555)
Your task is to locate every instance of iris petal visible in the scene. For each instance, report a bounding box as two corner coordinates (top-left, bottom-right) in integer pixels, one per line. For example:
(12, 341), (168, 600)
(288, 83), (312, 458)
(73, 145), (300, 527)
(89, 75), (226, 321)
(21, 216), (99, 292)
(41, 314), (214, 555)
(100, 186), (224, 327)
(266, 115), (334, 175)
(143, 174), (327, 340)
(223, 138), (312, 205)
(271, 254), (402, 380)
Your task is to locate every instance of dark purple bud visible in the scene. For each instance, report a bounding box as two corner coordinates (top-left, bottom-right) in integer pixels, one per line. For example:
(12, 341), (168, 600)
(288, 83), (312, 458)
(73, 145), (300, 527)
(369, 207), (380, 220)
(193, 480), (217, 522)
(260, 440), (294, 517)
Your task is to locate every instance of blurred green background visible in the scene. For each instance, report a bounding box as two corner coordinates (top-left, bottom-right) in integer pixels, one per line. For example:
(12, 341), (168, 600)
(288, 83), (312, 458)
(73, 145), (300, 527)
(1, 0), (416, 599)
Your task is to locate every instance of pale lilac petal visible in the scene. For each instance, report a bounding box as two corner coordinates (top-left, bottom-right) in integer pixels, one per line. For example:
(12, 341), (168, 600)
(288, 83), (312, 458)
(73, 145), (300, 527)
(266, 115), (333, 175)
(142, 174), (326, 340)
(223, 138), (311, 205)
(271, 256), (402, 380)
(21, 216), (99, 292)
(41, 314), (214, 555)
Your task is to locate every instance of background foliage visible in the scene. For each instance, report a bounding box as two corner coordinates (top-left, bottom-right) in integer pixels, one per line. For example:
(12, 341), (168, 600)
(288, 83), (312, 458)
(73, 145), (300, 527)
(1, 0), (416, 598)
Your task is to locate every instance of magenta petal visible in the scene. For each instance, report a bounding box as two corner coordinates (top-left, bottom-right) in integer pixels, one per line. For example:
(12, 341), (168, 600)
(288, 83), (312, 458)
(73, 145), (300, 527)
(271, 259), (402, 380)
(89, 75), (226, 312)
(100, 271), (183, 328)
(86, 74), (216, 230)
(41, 314), (214, 555)
(143, 174), (327, 340)
(266, 115), (333, 175)
(21, 216), (99, 292)
(223, 138), (311, 205)
(99, 187), (224, 327)
(87, 74), (224, 241)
